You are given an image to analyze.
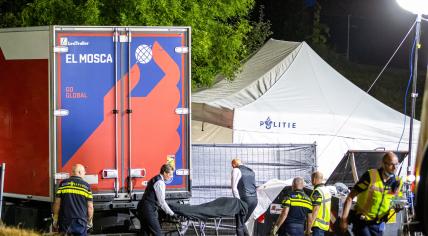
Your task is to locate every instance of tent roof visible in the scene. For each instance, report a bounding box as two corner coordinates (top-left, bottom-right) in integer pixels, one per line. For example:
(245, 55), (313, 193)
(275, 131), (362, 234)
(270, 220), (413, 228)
(192, 39), (301, 127)
(193, 39), (412, 130)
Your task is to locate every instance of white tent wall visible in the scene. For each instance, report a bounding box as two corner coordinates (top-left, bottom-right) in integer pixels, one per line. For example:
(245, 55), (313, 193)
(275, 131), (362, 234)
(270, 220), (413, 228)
(193, 39), (420, 177)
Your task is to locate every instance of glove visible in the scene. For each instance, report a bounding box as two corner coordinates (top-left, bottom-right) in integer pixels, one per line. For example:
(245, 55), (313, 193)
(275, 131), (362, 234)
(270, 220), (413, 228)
(52, 215), (58, 229)
(87, 219), (93, 229)
(175, 215), (186, 221)
(393, 204), (404, 212)
(270, 225), (279, 236)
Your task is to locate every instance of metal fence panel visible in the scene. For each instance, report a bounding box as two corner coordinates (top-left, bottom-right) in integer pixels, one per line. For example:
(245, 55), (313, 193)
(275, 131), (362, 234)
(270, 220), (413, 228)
(191, 144), (316, 204)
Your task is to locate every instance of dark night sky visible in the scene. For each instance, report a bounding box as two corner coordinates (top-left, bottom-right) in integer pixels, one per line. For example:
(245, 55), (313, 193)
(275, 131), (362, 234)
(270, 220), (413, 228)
(258, 0), (428, 70)
(321, 0), (427, 69)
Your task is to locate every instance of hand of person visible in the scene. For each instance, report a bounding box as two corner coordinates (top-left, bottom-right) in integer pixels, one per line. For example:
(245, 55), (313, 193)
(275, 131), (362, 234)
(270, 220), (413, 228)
(87, 219), (93, 229)
(270, 225), (279, 236)
(52, 215), (58, 229)
(339, 218), (349, 233)
(305, 229), (312, 235)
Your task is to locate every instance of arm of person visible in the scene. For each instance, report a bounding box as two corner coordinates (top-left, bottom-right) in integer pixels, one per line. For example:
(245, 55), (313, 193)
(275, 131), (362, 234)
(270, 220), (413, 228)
(306, 212), (313, 235)
(154, 180), (174, 216)
(308, 189), (321, 230)
(339, 190), (358, 232)
(272, 207), (289, 235)
(52, 197), (61, 225)
(87, 201), (94, 225)
(308, 204), (320, 230)
(231, 168), (241, 199)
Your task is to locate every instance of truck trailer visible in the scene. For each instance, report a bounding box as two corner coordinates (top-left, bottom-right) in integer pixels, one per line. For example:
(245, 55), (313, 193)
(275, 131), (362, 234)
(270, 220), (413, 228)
(0, 26), (191, 232)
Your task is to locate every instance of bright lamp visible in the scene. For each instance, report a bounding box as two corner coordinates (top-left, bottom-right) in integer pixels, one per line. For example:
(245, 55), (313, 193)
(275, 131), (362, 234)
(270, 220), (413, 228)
(397, 0), (428, 15)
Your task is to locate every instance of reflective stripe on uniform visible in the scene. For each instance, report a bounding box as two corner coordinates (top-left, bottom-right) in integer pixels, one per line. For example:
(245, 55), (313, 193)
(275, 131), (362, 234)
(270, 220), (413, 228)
(57, 185), (93, 199)
(289, 199), (313, 210)
(315, 218), (329, 225)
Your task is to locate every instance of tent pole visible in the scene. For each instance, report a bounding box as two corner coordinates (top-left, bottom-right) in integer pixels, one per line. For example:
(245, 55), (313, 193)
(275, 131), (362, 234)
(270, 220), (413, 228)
(408, 14), (421, 176)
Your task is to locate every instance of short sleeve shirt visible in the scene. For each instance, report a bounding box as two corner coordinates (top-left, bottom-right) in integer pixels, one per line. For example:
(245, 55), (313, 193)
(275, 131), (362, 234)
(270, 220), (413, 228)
(56, 176), (93, 221)
(281, 190), (313, 225)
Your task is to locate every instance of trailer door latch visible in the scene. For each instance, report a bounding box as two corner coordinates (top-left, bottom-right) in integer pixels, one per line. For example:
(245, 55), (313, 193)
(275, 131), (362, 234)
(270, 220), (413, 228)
(130, 168), (146, 178)
(102, 169), (118, 179)
(175, 108), (189, 115)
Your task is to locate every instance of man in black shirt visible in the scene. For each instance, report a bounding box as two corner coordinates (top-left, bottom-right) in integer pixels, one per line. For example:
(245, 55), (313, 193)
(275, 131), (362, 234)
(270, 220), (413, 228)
(271, 177), (313, 236)
(53, 164), (94, 236)
(137, 164), (175, 236)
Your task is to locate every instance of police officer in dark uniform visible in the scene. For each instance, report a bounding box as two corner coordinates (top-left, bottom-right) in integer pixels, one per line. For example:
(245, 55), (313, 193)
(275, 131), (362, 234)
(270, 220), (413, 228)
(231, 158), (258, 236)
(53, 164), (94, 236)
(137, 164), (175, 236)
(271, 177), (313, 236)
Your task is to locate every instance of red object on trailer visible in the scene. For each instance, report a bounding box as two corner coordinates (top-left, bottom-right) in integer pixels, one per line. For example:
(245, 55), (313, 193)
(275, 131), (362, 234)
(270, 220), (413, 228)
(0, 26), (191, 231)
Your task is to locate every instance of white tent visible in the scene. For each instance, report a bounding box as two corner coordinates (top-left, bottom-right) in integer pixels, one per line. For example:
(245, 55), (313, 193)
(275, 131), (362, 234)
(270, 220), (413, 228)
(192, 39), (420, 177)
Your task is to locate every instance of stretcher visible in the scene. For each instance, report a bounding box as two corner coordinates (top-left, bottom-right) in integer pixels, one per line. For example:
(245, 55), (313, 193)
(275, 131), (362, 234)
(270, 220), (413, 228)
(164, 197), (248, 236)
(163, 215), (235, 236)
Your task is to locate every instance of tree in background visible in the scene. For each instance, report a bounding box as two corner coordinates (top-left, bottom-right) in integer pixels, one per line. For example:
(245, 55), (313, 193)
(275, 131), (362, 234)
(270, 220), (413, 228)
(310, 2), (329, 47)
(254, 0), (329, 48)
(246, 5), (273, 55)
(0, 0), (32, 27)
(0, 0), (272, 88)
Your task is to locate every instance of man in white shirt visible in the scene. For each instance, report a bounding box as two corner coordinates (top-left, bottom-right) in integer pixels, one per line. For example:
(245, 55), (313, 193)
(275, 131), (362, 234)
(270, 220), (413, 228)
(231, 158), (258, 236)
(138, 164), (175, 236)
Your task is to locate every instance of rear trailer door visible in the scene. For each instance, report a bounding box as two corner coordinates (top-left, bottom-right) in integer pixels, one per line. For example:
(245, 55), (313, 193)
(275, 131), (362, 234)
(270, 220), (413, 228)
(53, 26), (191, 200)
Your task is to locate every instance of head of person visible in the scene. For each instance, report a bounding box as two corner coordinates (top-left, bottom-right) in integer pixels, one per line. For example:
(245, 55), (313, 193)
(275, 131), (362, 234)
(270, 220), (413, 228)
(382, 151), (399, 176)
(72, 164), (86, 178)
(311, 171), (324, 186)
(292, 177), (304, 191)
(160, 164), (174, 181)
(231, 158), (241, 168)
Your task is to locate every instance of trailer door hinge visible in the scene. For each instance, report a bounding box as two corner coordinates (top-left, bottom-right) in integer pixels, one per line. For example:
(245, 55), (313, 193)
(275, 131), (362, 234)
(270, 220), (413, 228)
(176, 169), (189, 176)
(175, 108), (189, 115)
(54, 46), (68, 53)
(175, 46), (189, 54)
(55, 172), (70, 180)
(54, 109), (69, 117)
(119, 35), (130, 43)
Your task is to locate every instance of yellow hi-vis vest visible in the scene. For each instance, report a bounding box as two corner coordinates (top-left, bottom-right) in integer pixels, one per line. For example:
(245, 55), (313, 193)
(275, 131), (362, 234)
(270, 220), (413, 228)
(311, 186), (331, 231)
(355, 169), (403, 222)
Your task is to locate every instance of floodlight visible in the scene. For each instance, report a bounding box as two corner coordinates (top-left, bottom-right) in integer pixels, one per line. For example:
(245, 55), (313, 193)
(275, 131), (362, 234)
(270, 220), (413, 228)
(396, 0), (428, 15)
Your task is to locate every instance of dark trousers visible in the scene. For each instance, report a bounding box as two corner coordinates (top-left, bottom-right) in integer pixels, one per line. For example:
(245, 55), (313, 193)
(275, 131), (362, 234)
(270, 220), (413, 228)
(235, 196), (258, 236)
(59, 218), (87, 236)
(279, 223), (305, 236)
(312, 227), (326, 236)
(352, 218), (383, 236)
(138, 200), (162, 236)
